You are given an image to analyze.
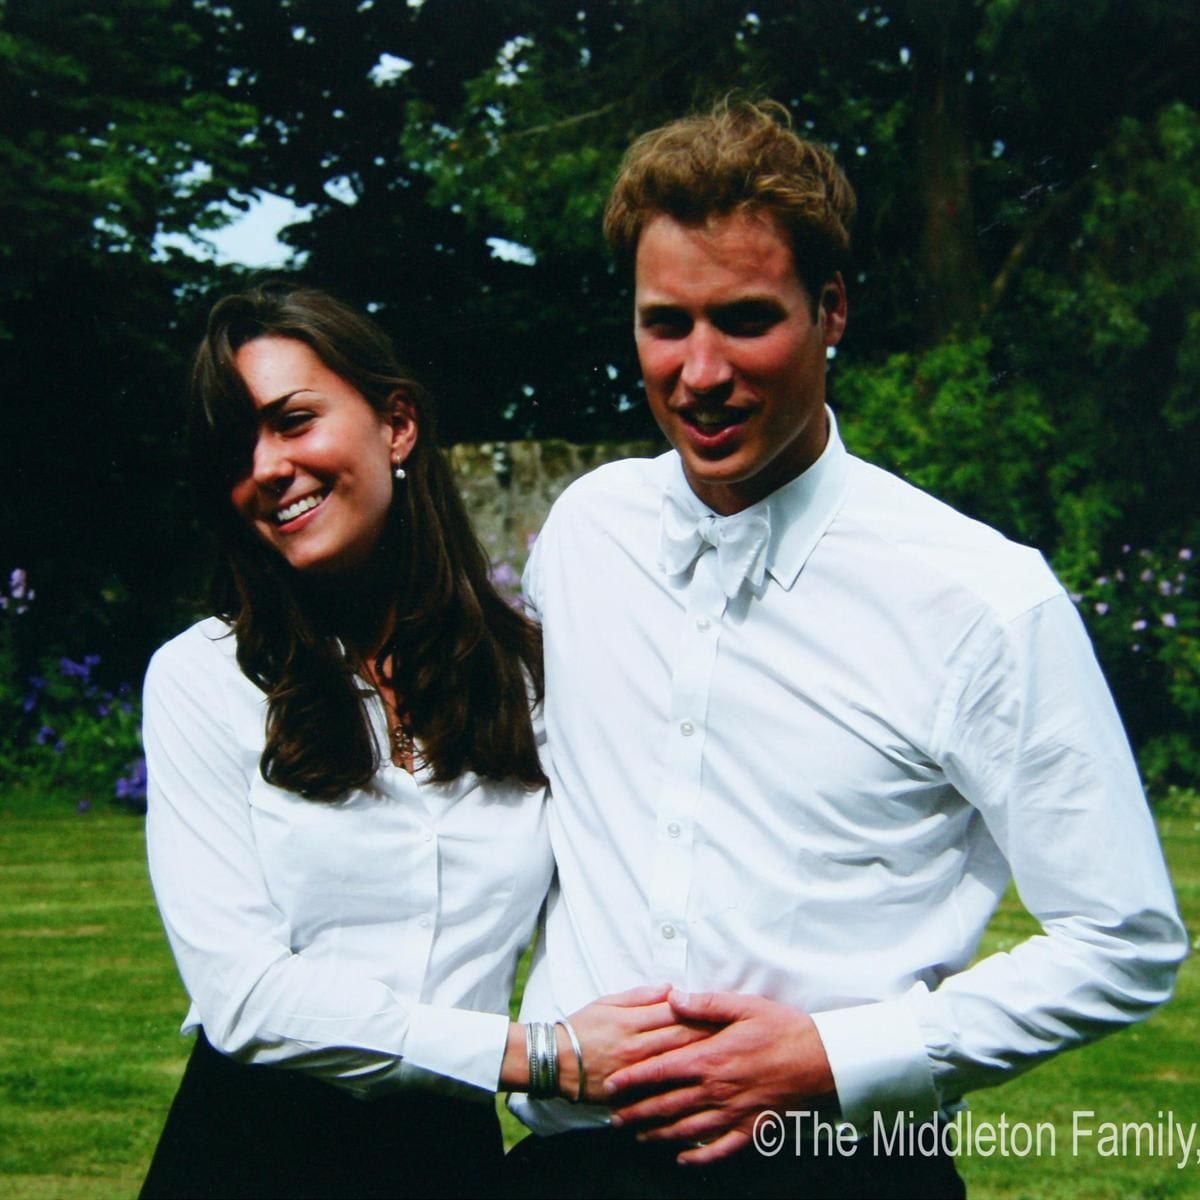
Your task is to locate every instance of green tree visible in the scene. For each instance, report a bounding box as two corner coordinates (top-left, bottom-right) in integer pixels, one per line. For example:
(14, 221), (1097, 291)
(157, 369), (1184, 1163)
(0, 0), (256, 675)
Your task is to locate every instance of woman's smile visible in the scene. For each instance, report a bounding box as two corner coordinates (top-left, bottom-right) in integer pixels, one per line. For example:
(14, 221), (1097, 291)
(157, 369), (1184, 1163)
(229, 336), (414, 574)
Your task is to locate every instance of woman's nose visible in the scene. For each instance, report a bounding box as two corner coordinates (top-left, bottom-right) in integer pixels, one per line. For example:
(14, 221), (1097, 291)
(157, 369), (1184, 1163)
(251, 434), (293, 491)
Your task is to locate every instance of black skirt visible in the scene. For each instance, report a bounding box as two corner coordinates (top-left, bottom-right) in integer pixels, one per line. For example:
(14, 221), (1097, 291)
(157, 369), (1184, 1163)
(140, 1030), (505, 1200)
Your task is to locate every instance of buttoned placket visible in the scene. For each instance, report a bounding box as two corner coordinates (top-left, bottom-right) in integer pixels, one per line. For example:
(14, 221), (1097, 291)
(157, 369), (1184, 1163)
(402, 776), (439, 981)
(648, 546), (728, 978)
(374, 694), (441, 982)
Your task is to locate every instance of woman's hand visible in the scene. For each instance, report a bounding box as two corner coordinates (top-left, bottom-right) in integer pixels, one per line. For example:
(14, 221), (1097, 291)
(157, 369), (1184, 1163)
(501, 985), (713, 1103)
(559, 985), (713, 1104)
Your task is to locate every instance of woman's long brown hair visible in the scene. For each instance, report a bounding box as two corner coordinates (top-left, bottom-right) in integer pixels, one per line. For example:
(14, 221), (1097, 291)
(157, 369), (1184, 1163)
(189, 282), (545, 800)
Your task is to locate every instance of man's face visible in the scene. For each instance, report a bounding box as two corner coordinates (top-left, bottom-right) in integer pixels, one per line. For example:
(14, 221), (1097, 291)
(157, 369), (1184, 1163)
(634, 211), (846, 515)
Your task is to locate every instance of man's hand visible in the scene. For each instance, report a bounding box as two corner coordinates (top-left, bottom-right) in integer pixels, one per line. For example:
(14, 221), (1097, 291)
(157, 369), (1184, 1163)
(603, 989), (837, 1165)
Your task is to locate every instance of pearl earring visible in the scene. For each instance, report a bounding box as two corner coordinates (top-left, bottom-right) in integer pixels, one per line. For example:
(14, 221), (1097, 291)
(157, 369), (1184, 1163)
(393, 462), (407, 481)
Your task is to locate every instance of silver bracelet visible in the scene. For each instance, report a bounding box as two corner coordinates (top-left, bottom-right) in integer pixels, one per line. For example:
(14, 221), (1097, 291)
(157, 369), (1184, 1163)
(556, 1018), (587, 1104)
(525, 1021), (560, 1098)
(526, 1021), (540, 1097)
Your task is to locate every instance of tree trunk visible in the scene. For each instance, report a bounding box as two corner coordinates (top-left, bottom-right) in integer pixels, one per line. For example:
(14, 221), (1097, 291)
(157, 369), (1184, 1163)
(905, 0), (983, 340)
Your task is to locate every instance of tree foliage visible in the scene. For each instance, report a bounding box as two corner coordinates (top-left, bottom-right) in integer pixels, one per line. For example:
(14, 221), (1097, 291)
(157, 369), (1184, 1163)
(0, 0), (255, 675)
(3, 0), (1198, 776)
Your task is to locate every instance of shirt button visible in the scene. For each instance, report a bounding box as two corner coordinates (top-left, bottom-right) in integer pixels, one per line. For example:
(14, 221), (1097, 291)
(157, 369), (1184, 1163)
(661, 923), (676, 940)
(422, 830), (433, 843)
(418, 915), (431, 928)
(695, 616), (711, 632)
(666, 821), (682, 838)
(679, 720), (695, 737)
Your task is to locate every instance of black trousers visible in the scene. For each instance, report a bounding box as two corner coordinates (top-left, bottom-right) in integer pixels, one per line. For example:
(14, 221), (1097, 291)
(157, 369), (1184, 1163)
(503, 1125), (966, 1200)
(140, 1031), (504, 1200)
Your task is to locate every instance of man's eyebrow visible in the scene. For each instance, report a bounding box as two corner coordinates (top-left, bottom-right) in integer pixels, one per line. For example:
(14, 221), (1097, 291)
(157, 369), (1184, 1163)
(637, 295), (787, 314)
(712, 295), (787, 312)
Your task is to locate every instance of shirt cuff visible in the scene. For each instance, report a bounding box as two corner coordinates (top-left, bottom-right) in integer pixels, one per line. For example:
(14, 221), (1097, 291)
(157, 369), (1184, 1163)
(811, 994), (938, 1133)
(401, 1004), (511, 1092)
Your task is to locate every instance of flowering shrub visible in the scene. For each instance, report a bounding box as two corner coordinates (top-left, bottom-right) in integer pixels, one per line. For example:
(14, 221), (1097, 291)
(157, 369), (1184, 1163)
(1074, 544), (1199, 788)
(488, 558), (523, 608)
(487, 531), (540, 611)
(1, 569), (145, 812)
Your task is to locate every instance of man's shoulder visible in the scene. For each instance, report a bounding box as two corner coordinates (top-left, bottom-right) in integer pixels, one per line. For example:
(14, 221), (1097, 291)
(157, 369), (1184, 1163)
(555, 452), (670, 504)
(542, 452), (672, 536)
(841, 456), (1062, 623)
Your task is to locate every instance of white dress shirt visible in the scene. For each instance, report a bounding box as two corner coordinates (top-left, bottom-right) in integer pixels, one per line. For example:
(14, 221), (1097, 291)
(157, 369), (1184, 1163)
(144, 617), (552, 1099)
(513, 410), (1185, 1134)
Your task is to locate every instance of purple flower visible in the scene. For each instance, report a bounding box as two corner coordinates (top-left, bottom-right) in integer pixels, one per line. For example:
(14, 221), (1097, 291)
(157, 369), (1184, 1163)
(1180, 548), (1194, 561)
(1139, 569), (1154, 583)
(77, 798), (92, 814)
(1131, 618), (1147, 631)
(36, 724), (57, 745)
(1094, 602), (1109, 615)
(489, 561), (520, 589)
(115, 758), (148, 804)
(23, 676), (46, 712)
(1162, 613), (1178, 628)
(96, 703), (111, 718)
(59, 657), (91, 680)
(1159, 579), (1173, 595)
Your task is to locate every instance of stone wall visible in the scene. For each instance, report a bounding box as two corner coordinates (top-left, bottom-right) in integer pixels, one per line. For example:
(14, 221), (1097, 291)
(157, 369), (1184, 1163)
(446, 438), (661, 584)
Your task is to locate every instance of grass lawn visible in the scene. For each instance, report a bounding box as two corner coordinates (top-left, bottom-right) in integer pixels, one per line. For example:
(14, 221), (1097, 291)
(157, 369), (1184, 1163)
(1, 783), (1197, 1199)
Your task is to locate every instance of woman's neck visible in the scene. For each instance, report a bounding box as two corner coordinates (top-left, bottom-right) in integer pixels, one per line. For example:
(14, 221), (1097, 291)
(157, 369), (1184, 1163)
(296, 565), (396, 660)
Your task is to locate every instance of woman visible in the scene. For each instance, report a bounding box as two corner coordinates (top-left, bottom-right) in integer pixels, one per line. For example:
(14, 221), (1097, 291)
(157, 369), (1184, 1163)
(140, 284), (689, 1199)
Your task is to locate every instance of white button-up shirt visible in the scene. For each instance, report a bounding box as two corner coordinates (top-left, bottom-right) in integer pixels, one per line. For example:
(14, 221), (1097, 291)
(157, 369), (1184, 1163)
(514, 411), (1185, 1134)
(144, 618), (552, 1099)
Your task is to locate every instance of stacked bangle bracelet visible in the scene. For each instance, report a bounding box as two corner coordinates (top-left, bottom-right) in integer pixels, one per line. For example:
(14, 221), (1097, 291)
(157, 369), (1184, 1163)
(558, 1018), (587, 1104)
(526, 1020), (558, 1098)
(524, 1020), (587, 1103)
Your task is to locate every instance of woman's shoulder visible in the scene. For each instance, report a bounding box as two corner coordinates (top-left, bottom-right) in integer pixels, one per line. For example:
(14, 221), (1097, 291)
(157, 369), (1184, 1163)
(149, 615), (238, 675)
(145, 616), (252, 710)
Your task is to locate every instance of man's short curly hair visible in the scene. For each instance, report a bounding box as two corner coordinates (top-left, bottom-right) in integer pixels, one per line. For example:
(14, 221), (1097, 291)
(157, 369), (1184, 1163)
(603, 98), (856, 300)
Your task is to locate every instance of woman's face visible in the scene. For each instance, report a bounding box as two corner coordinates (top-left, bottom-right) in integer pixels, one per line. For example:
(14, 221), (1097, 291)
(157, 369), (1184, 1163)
(229, 336), (416, 575)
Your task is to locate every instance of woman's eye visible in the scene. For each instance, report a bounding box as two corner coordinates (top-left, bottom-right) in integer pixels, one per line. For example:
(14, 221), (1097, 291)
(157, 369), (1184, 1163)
(278, 410), (315, 433)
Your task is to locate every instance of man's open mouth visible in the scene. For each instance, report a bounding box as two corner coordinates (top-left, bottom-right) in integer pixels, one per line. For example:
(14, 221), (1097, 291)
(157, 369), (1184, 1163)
(683, 408), (750, 433)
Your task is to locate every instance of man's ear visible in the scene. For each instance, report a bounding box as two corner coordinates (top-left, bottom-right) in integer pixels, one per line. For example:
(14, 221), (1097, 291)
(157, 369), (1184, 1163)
(388, 391), (419, 463)
(818, 273), (848, 348)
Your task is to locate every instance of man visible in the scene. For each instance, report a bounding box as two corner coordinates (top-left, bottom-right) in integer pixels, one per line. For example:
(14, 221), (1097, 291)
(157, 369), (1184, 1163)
(507, 100), (1185, 1199)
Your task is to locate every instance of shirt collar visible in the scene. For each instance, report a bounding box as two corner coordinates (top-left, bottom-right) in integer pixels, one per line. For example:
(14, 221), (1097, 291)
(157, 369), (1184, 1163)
(661, 406), (849, 592)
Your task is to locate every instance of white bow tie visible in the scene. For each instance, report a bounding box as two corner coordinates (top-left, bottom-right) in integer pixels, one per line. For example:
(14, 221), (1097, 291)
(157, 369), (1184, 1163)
(659, 491), (771, 598)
